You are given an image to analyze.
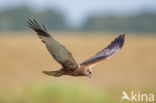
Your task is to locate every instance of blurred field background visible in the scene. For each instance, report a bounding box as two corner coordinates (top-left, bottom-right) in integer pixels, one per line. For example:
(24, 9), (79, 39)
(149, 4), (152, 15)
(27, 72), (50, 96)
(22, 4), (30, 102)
(0, 0), (156, 103)
(0, 32), (156, 103)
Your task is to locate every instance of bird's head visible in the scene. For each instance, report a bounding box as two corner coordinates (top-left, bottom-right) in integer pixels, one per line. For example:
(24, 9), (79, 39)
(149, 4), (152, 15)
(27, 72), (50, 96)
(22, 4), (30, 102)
(84, 67), (92, 78)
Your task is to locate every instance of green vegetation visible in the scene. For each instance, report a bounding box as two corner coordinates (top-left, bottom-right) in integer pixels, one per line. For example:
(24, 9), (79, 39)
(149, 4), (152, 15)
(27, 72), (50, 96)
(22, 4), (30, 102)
(0, 6), (156, 33)
(83, 12), (156, 32)
(0, 83), (110, 103)
(0, 7), (68, 31)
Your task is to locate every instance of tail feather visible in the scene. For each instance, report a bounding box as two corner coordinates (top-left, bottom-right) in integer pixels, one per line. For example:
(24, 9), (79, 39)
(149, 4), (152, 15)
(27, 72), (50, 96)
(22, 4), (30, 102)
(42, 70), (63, 77)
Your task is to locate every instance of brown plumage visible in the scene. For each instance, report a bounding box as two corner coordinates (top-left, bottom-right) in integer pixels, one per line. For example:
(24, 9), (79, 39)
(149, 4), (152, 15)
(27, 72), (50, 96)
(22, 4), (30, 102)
(27, 19), (125, 78)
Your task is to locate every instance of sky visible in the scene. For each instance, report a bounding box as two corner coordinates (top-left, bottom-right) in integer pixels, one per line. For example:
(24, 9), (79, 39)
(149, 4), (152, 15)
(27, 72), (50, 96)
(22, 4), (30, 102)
(0, 0), (156, 26)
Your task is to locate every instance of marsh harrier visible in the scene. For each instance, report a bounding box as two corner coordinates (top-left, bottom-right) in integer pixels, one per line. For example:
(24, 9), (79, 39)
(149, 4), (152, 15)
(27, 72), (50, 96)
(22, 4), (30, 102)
(27, 19), (125, 78)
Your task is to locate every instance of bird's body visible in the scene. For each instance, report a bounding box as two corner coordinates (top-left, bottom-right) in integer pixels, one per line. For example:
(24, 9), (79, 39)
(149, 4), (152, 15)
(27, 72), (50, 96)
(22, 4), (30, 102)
(27, 19), (125, 78)
(43, 65), (90, 77)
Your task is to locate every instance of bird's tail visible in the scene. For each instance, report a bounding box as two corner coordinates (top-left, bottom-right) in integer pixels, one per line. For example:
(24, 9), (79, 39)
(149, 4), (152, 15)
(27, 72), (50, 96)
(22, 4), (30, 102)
(42, 70), (63, 77)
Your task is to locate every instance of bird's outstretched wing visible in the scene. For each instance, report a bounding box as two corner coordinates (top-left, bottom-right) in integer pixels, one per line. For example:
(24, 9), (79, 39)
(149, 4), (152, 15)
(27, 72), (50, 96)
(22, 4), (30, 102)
(27, 19), (79, 70)
(80, 34), (125, 67)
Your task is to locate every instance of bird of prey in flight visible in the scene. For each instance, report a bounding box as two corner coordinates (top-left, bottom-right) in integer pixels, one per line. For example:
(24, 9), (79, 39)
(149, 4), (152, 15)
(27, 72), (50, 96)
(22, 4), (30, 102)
(27, 19), (125, 78)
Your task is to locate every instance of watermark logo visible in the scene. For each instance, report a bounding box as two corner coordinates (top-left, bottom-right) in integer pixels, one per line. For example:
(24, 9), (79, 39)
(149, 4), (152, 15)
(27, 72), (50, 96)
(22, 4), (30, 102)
(121, 90), (154, 102)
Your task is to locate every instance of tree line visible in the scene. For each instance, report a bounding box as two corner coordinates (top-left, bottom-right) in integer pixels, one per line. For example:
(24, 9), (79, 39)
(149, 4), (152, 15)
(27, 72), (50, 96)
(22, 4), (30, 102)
(0, 7), (156, 32)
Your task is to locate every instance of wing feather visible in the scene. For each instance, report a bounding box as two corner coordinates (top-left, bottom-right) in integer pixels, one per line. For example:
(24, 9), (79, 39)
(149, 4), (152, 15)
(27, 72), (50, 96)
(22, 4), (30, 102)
(27, 19), (79, 70)
(80, 34), (125, 67)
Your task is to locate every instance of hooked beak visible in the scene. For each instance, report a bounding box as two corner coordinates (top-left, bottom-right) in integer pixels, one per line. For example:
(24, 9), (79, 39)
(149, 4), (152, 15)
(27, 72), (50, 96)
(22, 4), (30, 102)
(88, 73), (92, 78)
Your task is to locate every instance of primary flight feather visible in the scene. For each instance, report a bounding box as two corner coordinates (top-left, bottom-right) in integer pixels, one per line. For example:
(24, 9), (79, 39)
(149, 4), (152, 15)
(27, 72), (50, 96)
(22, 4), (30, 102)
(27, 19), (125, 78)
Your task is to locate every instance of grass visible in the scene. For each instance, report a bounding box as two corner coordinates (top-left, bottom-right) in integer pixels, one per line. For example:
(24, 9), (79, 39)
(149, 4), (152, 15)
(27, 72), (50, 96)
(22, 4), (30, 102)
(0, 32), (156, 103)
(0, 82), (110, 103)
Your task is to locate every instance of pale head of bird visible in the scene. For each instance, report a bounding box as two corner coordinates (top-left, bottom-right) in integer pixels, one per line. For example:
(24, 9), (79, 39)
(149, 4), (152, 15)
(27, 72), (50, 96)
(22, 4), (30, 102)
(84, 67), (92, 78)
